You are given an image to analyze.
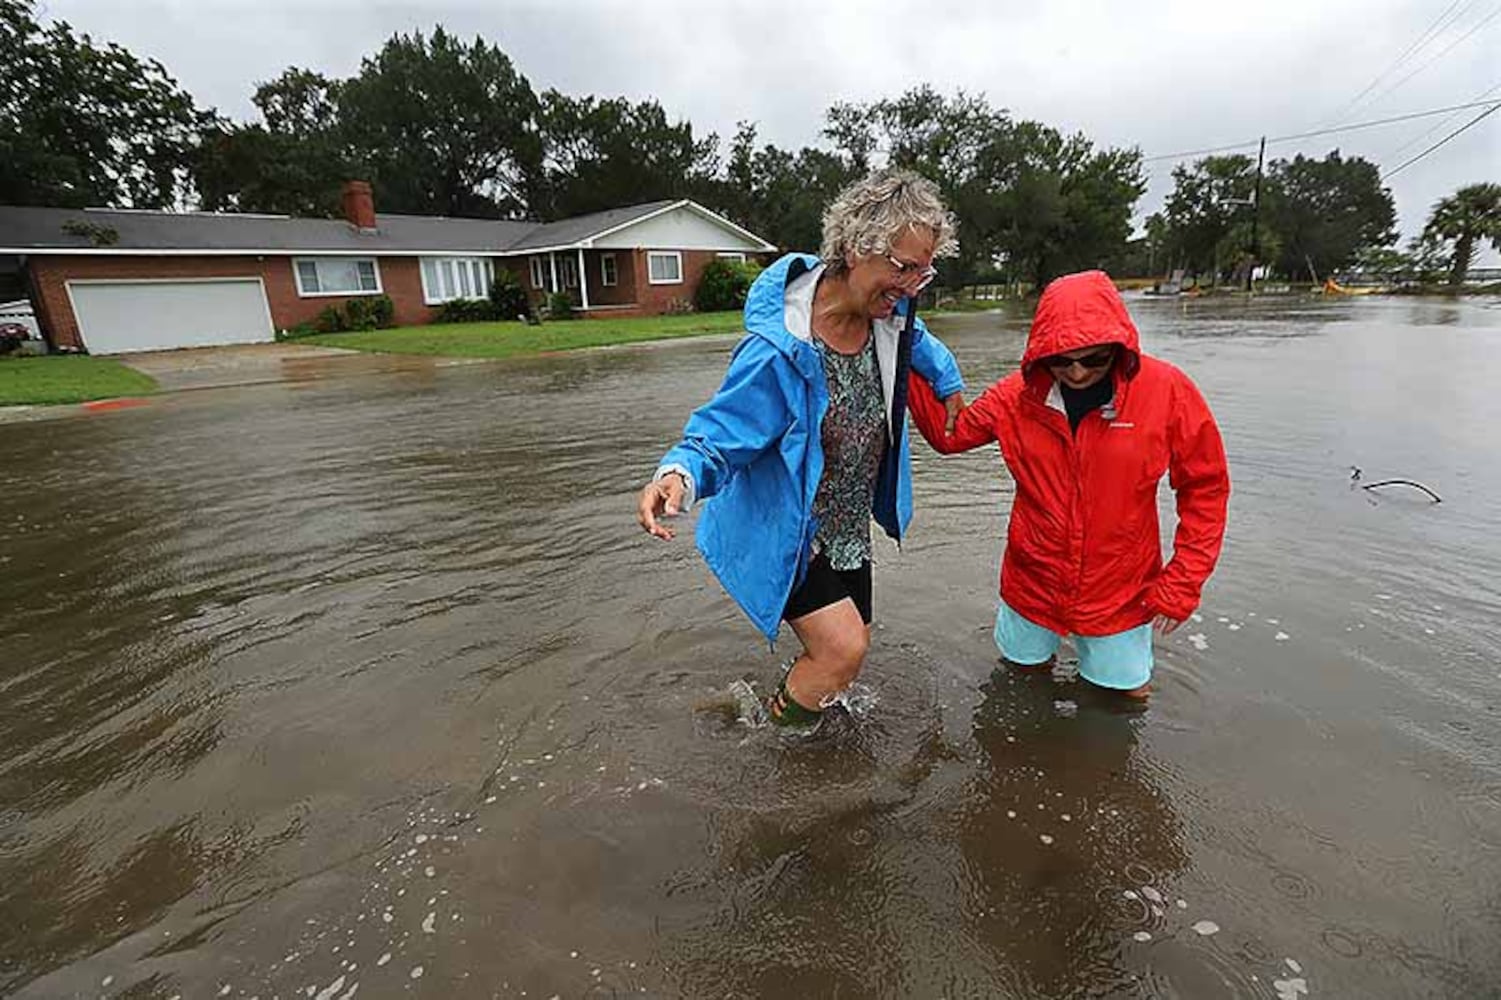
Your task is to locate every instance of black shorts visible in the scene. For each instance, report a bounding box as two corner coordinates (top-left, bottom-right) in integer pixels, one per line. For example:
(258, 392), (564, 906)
(782, 552), (873, 625)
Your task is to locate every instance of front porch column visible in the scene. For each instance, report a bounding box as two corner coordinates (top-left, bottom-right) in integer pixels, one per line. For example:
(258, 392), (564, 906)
(548, 252), (559, 294)
(577, 248), (590, 311)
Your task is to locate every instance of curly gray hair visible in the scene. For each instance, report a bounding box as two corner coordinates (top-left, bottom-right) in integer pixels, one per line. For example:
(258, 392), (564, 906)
(819, 168), (958, 273)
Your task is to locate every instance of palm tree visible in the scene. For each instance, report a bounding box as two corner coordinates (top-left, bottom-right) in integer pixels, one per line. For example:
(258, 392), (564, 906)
(1421, 183), (1501, 288)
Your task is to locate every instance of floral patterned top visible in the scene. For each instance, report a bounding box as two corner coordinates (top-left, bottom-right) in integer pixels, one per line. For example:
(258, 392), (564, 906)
(811, 333), (887, 570)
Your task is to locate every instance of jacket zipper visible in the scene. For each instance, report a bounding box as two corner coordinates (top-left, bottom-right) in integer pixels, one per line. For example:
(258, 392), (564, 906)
(1021, 387), (1081, 631)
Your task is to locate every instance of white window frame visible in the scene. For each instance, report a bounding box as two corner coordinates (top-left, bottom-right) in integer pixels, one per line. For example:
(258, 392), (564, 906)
(560, 257), (579, 289)
(716, 252), (747, 263)
(647, 251), (683, 285)
(293, 257), (382, 297)
(420, 257), (493, 305)
(528, 257), (546, 290)
(600, 253), (618, 287)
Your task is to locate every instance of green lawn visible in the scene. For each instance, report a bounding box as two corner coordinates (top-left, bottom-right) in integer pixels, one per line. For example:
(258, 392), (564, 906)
(0, 356), (158, 406)
(300, 311), (746, 359)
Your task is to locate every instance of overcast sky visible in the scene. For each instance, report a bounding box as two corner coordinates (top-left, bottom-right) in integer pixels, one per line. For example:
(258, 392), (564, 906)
(40, 0), (1501, 246)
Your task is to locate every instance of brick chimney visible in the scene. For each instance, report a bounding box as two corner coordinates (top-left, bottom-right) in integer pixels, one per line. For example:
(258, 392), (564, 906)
(341, 180), (377, 231)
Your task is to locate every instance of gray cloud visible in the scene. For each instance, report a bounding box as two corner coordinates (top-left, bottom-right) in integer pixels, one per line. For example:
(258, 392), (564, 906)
(43, 0), (1500, 243)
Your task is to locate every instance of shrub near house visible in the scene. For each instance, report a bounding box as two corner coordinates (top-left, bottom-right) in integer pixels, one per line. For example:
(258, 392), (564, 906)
(434, 269), (533, 324)
(316, 294), (396, 333)
(694, 258), (763, 313)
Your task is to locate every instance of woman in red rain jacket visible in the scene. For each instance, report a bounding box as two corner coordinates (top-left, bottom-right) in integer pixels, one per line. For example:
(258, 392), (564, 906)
(909, 270), (1229, 698)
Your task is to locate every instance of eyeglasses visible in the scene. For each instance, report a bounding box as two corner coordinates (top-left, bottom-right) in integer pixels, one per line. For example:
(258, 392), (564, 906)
(883, 253), (939, 291)
(1042, 347), (1116, 371)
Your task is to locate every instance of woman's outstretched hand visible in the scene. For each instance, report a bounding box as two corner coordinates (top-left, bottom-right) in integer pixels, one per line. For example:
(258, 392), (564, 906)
(637, 473), (686, 540)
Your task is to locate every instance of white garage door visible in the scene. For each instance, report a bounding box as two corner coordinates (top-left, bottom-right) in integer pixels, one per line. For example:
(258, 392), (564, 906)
(68, 278), (275, 354)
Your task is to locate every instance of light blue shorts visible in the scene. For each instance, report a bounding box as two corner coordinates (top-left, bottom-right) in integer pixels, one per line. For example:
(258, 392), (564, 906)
(993, 599), (1153, 690)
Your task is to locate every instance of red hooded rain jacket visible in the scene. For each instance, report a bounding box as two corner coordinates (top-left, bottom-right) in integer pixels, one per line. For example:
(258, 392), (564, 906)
(909, 271), (1230, 636)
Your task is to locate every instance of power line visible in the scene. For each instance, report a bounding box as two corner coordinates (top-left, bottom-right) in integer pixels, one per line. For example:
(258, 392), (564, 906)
(1142, 99), (1501, 162)
(1321, 0), (1474, 126)
(1383, 101), (1501, 178)
(1354, 3), (1501, 116)
(1387, 79), (1501, 157)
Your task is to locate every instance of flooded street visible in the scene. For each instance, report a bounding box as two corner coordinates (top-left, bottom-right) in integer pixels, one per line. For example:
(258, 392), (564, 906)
(3, 295), (1500, 998)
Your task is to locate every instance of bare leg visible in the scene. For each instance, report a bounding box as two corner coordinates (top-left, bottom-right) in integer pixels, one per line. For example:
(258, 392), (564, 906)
(781, 598), (870, 712)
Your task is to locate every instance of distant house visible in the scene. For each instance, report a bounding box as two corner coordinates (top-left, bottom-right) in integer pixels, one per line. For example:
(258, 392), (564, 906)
(0, 181), (776, 355)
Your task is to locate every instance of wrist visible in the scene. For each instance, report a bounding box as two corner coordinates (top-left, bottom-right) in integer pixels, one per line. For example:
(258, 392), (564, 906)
(653, 463), (697, 511)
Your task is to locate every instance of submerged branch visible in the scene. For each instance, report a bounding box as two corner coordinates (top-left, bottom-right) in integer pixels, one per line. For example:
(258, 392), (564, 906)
(1360, 479), (1443, 503)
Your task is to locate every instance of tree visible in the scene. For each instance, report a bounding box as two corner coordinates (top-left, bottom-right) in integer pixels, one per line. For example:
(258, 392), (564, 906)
(1420, 183), (1501, 287)
(0, 0), (210, 207)
(833, 86), (1007, 195)
(256, 67), (341, 136)
(1044, 140), (1146, 284)
(821, 102), (877, 176)
(532, 91), (719, 219)
(1263, 151), (1395, 281)
(1216, 218), (1283, 286)
(712, 121), (762, 234)
(817, 90), (1143, 287)
(1141, 212), (1172, 276)
(1154, 155), (1258, 282)
(336, 27), (542, 218)
(698, 121), (861, 254)
(194, 69), (352, 215)
(830, 87), (1010, 284)
(194, 124), (348, 216)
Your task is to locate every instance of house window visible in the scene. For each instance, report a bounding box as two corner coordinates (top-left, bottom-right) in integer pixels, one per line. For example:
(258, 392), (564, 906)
(601, 253), (618, 287)
(421, 257), (493, 304)
(294, 257), (381, 296)
(716, 252), (747, 263)
(529, 257), (546, 290)
(560, 257), (579, 289)
(647, 251), (683, 285)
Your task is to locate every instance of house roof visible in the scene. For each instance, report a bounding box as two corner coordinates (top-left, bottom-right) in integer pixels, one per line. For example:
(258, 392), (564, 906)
(506, 201), (677, 251)
(0, 199), (774, 256)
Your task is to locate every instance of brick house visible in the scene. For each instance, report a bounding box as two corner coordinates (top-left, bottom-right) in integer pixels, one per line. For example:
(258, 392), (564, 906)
(0, 181), (775, 354)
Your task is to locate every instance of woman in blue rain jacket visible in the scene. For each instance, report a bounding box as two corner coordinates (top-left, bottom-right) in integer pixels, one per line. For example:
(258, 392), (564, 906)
(636, 169), (964, 728)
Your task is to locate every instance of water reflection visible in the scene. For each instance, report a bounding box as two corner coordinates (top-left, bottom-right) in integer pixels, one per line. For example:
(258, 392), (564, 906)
(659, 714), (939, 999)
(957, 667), (1188, 997)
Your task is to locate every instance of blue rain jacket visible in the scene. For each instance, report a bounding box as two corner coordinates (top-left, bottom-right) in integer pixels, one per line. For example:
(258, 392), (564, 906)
(659, 253), (964, 640)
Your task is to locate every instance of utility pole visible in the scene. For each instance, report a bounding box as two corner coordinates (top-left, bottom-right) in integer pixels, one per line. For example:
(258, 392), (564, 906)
(1247, 135), (1266, 292)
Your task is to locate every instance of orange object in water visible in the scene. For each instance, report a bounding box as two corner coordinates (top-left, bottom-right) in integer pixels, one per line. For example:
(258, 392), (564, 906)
(81, 397), (150, 412)
(1323, 278), (1379, 296)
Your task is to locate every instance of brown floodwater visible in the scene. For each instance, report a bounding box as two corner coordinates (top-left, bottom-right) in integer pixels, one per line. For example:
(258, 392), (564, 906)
(2, 295), (1499, 999)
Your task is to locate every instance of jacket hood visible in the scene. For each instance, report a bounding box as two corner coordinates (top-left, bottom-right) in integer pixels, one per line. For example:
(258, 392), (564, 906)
(1022, 270), (1141, 378)
(743, 252), (824, 354)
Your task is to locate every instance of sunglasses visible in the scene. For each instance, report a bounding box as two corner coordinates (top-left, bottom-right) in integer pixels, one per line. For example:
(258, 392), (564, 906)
(883, 253), (939, 291)
(1043, 347), (1116, 371)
